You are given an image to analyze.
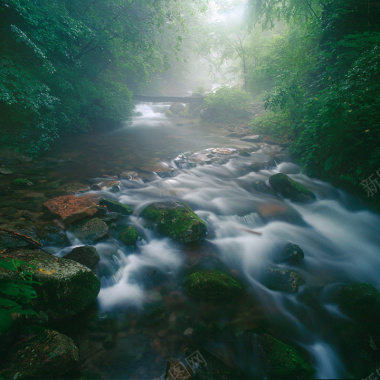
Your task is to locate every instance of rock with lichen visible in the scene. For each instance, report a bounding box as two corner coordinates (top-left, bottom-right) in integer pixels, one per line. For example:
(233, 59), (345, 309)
(184, 270), (243, 301)
(99, 198), (133, 215)
(0, 249), (100, 320)
(141, 201), (206, 243)
(269, 173), (316, 203)
(263, 267), (305, 293)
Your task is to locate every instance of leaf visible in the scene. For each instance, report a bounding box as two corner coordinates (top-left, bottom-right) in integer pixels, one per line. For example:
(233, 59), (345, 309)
(0, 308), (13, 334)
(0, 297), (19, 308)
(0, 260), (16, 271)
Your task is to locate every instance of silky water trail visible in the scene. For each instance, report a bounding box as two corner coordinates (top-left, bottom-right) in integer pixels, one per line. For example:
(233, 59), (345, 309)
(41, 103), (380, 379)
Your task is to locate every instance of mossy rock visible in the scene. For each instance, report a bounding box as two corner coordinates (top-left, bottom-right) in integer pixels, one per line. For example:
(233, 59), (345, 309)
(185, 270), (243, 301)
(269, 173), (316, 203)
(0, 326), (79, 379)
(99, 198), (132, 215)
(63, 245), (100, 269)
(273, 243), (304, 265)
(117, 226), (139, 246)
(141, 201), (207, 243)
(337, 283), (380, 333)
(0, 249), (101, 321)
(72, 218), (109, 243)
(257, 333), (315, 379)
(12, 178), (33, 188)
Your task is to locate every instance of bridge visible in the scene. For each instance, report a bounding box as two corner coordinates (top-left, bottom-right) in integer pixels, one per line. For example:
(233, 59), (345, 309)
(133, 95), (205, 103)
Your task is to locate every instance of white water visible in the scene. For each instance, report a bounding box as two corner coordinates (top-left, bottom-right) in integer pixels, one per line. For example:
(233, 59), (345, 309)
(71, 104), (379, 378)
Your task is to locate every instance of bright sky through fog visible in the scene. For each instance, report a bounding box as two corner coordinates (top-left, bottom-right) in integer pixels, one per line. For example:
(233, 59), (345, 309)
(208, 0), (247, 23)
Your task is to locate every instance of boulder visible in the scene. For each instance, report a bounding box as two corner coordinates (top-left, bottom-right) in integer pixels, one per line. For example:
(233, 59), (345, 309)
(273, 243), (304, 265)
(269, 173), (316, 203)
(73, 218), (109, 243)
(141, 201), (206, 243)
(257, 201), (307, 225)
(337, 283), (380, 332)
(252, 180), (277, 196)
(256, 333), (315, 379)
(249, 160), (276, 172)
(43, 195), (98, 225)
(99, 198), (132, 215)
(263, 267), (304, 293)
(184, 270), (243, 301)
(0, 326), (79, 379)
(117, 226), (139, 246)
(0, 249), (101, 320)
(63, 245), (100, 269)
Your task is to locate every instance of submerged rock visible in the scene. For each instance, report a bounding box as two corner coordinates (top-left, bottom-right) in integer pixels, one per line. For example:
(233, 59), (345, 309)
(99, 198), (133, 215)
(256, 333), (315, 379)
(0, 326), (79, 379)
(141, 201), (206, 243)
(63, 245), (100, 269)
(184, 270), (243, 301)
(73, 218), (109, 243)
(273, 243), (305, 265)
(0, 249), (100, 320)
(337, 283), (380, 332)
(43, 195), (98, 225)
(117, 225), (139, 246)
(257, 201), (307, 225)
(263, 267), (305, 293)
(269, 173), (316, 203)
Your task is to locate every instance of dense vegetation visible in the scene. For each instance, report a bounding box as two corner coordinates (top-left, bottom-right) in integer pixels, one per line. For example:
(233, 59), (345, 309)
(0, 0), (203, 155)
(246, 0), (380, 203)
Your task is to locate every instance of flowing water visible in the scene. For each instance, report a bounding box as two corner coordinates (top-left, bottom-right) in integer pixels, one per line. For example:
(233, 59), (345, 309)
(37, 103), (380, 378)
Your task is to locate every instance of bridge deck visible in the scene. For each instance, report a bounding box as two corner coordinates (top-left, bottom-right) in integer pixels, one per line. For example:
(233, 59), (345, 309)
(134, 95), (204, 103)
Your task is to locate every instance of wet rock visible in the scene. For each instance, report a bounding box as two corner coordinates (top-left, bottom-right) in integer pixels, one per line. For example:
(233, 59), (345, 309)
(239, 150), (251, 157)
(263, 267), (305, 293)
(100, 211), (122, 224)
(12, 178), (33, 188)
(0, 168), (13, 175)
(0, 249), (101, 320)
(154, 166), (176, 178)
(99, 198), (132, 215)
(273, 243), (304, 265)
(0, 326), (79, 379)
(63, 245), (100, 269)
(337, 283), (380, 333)
(269, 173), (316, 203)
(252, 180), (277, 196)
(206, 147), (237, 155)
(110, 184), (121, 193)
(117, 226), (139, 246)
(37, 225), (69, 248)
(174, 154), (197, 169)
(0, 149), (31, 165)
(0, 229), (33, 251)
(73, 218), (109, 243)
(184, 270), (243, 301)
(141, 201), (206, 243)
(249, 160), (276, 172)
(257, 201), (307, 225)
(240, 135), (262, 143)
(43, 195), (98, 225)
(256, 333), (315, 379)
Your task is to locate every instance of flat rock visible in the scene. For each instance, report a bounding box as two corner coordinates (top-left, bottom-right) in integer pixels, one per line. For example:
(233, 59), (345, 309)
(43, 195), (98, 225)
(73, 218), (109, 243)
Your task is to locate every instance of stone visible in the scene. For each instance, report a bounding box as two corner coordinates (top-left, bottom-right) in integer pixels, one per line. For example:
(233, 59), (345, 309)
(337, 283), (380, 332)
(73, 218), (109, 243)
(257, 201), (307, 225)
(63, 246), (100, 269)
(273, 243), (304, 264)
(0, 326), (79, 379)
(141, 201), (206, 243)
(184, 270), (243, 301)
(263, 267), (305, 293)
(252, 180), (277, 196)
(0, 249), (101, 320)
(117, 226), (139, 246)
(12, 178), (33, 188)
(99, 198), (133, 215)
(240, 135), (262, 142)
(256, 333), (315, 379)
(43, 195), (98, 225)
(269, 173), (316, 203)
(249, 160), (276, 172)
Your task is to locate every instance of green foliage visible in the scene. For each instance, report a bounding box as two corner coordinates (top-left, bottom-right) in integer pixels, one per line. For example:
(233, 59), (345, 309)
(202, 86), (251, 122)
(0, 258), (40, 333)
(0, 0), (200, 154)
(247, 0), (380, 199)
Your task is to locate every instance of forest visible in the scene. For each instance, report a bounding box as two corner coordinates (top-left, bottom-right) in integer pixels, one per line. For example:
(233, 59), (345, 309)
(0, 0), (380, 379)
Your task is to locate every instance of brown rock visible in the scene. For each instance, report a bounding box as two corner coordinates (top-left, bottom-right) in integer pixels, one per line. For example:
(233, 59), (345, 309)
(43, 195), (98, 225)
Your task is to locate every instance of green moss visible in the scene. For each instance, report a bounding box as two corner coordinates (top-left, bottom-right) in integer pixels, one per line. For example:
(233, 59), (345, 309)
(185, 270), (243, 300)
(12, 178), (32, 187)
(269, 173), (316, 202)
(141, 201), (206, 243)
(99, 198), (132, 215)
(118, 226), (138, 246)
(258, 333), (315, 379)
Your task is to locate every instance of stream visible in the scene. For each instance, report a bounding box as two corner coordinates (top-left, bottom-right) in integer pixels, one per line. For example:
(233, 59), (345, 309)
(3, 103), (380, 379)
